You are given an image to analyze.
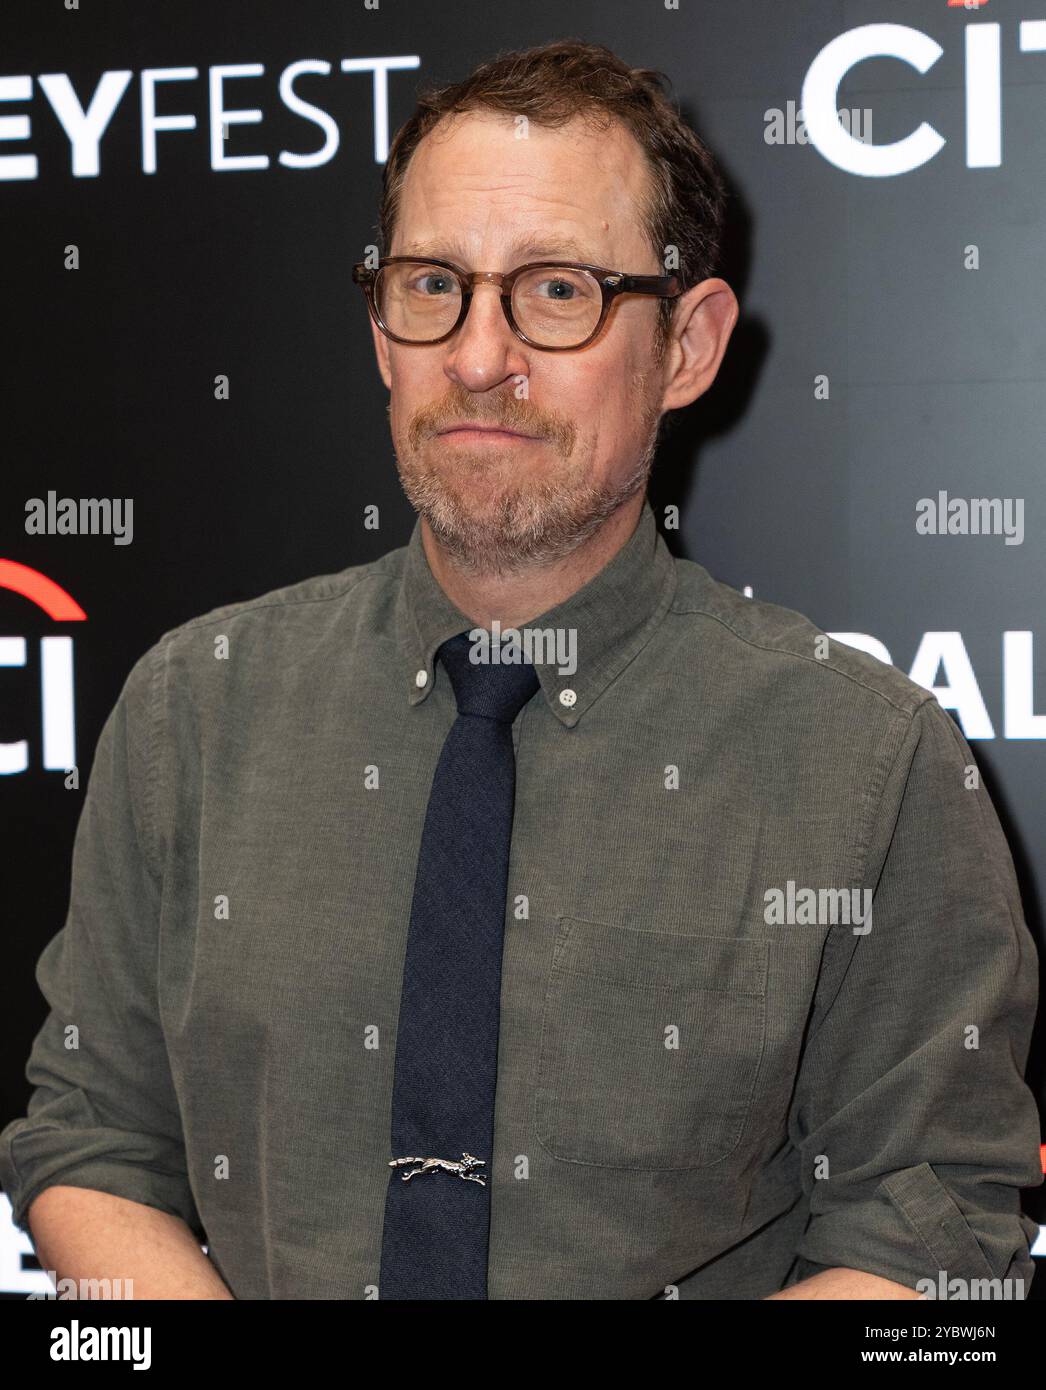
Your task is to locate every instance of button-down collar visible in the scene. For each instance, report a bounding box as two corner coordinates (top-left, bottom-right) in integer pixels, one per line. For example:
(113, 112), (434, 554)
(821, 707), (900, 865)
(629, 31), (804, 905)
(397, 496), (678, 727)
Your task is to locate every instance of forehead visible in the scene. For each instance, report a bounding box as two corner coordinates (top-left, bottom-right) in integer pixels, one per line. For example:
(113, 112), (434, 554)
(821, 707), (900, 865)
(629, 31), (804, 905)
(392, 110), (655, 266)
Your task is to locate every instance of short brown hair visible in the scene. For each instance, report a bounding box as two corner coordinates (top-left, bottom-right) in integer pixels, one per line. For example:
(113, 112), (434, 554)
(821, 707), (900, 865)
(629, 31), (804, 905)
(379, 39), (728, 358)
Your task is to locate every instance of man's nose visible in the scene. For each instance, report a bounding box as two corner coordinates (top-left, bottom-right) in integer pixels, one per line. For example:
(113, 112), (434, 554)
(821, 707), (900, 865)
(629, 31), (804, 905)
(443, 282), (527, 392)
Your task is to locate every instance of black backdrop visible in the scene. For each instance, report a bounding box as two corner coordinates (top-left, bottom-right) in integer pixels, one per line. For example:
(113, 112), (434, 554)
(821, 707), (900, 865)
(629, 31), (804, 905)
(2, 0), (1044, 1297)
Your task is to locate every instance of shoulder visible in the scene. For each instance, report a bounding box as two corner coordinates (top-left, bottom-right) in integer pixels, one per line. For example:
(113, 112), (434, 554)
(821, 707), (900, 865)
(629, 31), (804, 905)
(163, 545), (406, 646)
(668, 555), (933, 724)
(115, 541), (410, 719)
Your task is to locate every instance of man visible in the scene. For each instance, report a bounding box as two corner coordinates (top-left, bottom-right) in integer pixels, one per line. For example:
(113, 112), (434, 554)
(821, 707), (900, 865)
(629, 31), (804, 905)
(1, 39), (1041, 1301)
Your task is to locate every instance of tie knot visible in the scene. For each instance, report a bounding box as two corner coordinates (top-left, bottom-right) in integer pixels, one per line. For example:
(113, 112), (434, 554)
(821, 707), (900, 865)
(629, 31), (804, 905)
(437, 630), (541, 723)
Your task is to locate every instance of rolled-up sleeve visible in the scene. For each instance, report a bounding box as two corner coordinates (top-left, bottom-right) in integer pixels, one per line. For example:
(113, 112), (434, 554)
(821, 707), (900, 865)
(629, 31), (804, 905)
(0, 640), (203, 1242)
(788, 695), (1042, 1294)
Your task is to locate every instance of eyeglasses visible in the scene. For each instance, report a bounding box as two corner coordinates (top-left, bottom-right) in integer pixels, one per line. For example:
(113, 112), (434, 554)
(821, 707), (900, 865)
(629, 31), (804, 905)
(352, 255), (683, 351)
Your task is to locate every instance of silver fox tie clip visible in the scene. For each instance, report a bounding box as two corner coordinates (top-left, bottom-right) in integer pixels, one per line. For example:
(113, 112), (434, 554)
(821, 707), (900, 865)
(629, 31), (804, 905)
(389, 1152), (487, 1185)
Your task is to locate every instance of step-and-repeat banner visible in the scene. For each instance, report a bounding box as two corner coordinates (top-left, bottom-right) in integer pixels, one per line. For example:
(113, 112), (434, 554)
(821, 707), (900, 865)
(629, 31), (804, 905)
(2, 0), (1044, 1296)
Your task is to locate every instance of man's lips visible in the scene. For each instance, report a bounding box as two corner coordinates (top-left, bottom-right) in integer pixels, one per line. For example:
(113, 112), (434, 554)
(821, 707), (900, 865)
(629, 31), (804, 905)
(436, 424), (540, 441)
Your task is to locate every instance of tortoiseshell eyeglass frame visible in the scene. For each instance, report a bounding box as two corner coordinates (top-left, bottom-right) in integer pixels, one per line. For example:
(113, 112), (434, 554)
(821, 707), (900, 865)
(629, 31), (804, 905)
(352, 255), (683, 351)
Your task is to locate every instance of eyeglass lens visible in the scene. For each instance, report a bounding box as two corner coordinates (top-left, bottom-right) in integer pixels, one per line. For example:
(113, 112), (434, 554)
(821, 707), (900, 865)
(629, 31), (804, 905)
(374, 261), (603, 346)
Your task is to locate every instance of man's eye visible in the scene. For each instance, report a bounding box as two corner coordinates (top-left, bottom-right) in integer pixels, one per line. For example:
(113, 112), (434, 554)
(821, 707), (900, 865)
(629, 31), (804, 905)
(536, 278), (576, 300)
(412, 274), (454, 295)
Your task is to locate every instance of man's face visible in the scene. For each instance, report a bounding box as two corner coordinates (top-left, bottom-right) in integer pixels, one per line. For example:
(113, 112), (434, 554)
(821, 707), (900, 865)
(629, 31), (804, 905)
(371, 111), (669, 574)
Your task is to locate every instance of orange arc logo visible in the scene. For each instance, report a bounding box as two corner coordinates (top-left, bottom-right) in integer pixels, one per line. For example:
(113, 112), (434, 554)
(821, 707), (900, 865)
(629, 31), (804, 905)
(0, 560), (87, 620)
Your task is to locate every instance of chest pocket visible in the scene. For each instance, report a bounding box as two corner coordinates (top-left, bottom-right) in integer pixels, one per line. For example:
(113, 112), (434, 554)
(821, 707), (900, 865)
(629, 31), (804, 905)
(534, 916), (769, 1171)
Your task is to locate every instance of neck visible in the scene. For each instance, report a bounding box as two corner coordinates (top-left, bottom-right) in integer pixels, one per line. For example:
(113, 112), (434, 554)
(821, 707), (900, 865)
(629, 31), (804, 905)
(420, 494), (646, 630)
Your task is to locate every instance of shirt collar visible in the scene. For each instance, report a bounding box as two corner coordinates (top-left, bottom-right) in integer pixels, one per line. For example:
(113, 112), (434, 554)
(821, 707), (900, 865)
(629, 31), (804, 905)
(396, 496), (678, 728)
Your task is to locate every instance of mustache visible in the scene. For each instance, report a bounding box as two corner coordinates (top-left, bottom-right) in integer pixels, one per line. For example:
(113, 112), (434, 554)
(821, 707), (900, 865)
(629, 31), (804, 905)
(405, 395), (574, 452)
(416, 408), (544, 439)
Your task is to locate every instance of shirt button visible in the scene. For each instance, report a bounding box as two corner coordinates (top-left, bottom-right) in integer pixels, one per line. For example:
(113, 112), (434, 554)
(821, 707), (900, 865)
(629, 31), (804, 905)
(559, 688), (577, 708)
(415, 669), (428, 688)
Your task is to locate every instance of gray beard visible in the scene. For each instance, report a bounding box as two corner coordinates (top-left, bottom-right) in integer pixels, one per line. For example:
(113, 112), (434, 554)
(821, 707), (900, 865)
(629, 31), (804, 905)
(395, 427), (660, 579)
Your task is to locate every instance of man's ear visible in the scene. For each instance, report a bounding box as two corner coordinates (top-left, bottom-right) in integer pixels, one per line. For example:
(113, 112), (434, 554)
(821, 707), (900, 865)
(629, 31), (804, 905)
(660, 278), (739, 412)
(370, 316), (393, 391)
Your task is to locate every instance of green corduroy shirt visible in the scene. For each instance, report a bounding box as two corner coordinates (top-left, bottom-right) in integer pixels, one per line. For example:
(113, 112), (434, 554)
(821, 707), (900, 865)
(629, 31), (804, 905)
(1, 498), (1041, 1299)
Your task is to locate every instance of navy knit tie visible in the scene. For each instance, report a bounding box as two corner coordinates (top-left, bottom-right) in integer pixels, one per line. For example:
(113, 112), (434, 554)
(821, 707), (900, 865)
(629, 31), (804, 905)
(379, 630), (540, 1300)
